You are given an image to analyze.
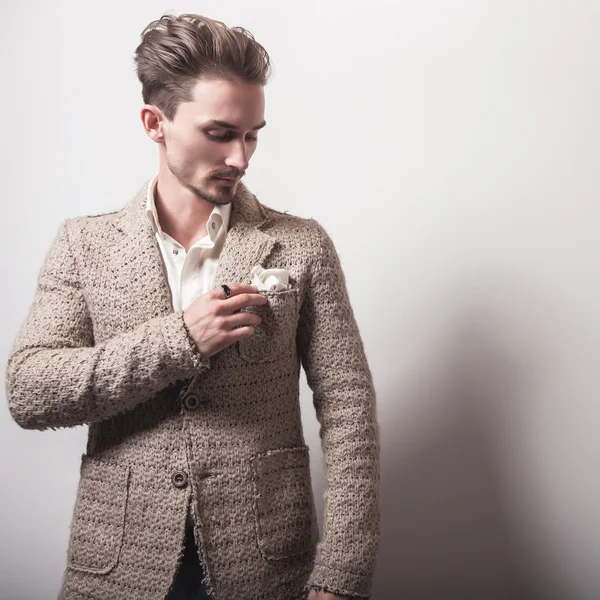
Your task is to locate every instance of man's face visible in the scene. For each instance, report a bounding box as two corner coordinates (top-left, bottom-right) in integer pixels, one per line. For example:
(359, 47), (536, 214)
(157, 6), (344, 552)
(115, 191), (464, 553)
(160, 76), (266, 205)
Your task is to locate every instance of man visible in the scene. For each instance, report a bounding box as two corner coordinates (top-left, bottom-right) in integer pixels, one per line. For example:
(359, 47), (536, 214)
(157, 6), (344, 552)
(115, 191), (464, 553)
(5, 13), (380, 600)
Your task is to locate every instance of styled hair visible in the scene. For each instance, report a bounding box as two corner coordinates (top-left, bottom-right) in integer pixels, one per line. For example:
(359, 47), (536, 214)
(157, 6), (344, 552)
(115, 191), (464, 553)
(134, 13), (272, 120)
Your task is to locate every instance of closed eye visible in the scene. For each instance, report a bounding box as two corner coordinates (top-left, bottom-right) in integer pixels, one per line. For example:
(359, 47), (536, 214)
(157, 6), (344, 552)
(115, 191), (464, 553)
(206, 132), (259, 143)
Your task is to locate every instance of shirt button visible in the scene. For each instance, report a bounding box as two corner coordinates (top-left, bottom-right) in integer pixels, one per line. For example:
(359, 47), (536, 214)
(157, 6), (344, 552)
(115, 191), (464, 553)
(173, 248), (179, 255)
(171, 470), (188, 489)
(183, 394), (201, 410)
(211, 222), (216, 230)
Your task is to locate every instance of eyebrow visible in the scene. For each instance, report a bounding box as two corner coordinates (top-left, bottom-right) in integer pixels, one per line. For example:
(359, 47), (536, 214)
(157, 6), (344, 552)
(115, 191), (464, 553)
(204, 119), (267, 131)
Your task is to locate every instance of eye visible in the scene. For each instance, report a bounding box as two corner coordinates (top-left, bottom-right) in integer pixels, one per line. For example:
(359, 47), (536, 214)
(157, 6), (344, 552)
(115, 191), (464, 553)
(206, 132), (259, 143)
(206, 132), (233, 142)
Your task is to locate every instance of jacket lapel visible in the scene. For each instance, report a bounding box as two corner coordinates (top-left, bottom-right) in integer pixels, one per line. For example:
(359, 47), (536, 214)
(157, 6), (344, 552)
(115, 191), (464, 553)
(108, 182), (173, 323)
(212, 182), (278, 289)
(110, 180), (277, 322)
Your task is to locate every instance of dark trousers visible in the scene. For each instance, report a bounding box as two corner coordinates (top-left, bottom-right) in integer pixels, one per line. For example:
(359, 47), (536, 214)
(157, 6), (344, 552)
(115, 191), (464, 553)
(165, 526), (213, 600)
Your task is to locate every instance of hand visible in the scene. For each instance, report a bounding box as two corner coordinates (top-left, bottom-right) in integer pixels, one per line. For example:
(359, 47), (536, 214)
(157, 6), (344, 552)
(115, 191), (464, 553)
(183, 284), (267, 358)
(307, 590), (351, 600)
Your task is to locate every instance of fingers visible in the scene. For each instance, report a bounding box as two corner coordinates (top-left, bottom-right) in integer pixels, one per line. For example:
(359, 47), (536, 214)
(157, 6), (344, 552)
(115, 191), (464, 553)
(210, 300), (264, 352)
(213, 284), (268, 313)
(213, 283), (260, 299)
(213, 324), (256, 354)
(225, 310), (263, 329)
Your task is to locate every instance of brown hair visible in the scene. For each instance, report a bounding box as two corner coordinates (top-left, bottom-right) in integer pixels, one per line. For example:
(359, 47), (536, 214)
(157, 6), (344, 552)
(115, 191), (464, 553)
(134, 13), (272, 120)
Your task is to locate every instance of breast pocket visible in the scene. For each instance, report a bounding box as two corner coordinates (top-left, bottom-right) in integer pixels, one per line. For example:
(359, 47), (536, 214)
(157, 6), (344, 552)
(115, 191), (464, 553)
(66, 455), (130, 574)
(238, 288), (299, 363)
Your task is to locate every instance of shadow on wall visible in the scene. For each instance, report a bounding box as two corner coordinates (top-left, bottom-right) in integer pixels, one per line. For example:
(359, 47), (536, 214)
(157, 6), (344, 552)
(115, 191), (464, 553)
(372, 279), (567, 600)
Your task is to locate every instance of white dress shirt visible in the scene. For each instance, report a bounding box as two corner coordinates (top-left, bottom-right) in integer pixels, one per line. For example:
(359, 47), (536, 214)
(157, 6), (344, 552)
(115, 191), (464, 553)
(146, 175), (232, 312)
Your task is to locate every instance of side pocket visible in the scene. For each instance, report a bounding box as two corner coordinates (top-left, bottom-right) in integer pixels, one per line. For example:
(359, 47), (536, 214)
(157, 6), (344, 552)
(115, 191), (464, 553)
(250, 446), (317, 560)
(66, 454), (130, 574)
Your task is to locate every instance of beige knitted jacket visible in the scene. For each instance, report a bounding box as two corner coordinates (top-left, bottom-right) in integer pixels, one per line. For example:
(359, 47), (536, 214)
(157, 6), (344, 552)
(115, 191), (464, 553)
(6, 181), (380, 600)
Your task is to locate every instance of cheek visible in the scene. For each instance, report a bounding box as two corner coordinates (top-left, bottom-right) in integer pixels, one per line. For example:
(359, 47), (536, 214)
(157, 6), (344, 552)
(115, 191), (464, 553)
(175, 135), (222, 166)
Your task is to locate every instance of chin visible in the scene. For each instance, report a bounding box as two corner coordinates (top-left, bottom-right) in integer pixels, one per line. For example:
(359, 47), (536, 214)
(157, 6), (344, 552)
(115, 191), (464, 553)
(189, 179), (236, 205)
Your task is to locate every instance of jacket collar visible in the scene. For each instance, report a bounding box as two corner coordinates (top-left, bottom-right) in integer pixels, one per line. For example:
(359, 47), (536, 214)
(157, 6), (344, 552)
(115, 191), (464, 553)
(110, 179), (278, 318)
(113, 178), (270, 235)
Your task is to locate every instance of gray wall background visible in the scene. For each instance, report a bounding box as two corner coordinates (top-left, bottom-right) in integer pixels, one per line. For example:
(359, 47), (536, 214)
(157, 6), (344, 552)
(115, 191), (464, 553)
(1, 1), (598, 599)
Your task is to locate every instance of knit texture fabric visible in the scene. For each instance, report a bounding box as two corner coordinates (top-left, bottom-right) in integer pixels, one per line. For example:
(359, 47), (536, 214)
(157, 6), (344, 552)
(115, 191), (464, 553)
(5, 181), (380, 600)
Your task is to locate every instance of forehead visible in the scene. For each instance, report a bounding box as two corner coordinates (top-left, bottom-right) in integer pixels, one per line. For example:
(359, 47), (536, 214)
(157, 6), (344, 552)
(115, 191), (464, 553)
(176, 77), (265, 125)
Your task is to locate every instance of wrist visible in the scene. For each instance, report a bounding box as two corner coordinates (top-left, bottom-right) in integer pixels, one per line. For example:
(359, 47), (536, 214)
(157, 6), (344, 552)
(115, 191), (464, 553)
(180, 313), (205, 367)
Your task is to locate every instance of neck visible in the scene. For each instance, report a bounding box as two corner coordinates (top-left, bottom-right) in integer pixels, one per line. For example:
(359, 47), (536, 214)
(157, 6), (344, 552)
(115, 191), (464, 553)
(154, 164), (215, 251)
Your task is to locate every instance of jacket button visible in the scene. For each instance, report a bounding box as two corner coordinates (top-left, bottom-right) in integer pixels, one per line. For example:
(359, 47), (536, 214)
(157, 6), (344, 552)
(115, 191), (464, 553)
(171, 470), (188, 489)
(183, 394), (201, 410)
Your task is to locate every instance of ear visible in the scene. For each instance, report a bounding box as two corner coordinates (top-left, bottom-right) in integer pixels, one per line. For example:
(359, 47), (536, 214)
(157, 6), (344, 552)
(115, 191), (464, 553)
(140, 104), (166, 143)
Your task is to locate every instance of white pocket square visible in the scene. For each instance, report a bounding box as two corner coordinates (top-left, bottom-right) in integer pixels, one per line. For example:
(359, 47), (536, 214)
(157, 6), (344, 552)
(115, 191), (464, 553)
(251, 265), (290, 292)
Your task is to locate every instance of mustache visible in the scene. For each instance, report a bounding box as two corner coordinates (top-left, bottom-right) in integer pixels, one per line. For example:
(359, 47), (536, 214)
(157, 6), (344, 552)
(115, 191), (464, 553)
(211, 169), (244, 179)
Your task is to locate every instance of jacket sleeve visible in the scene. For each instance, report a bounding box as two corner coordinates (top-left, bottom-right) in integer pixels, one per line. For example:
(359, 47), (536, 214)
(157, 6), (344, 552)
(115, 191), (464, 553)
(5, 219), (209, 430)
(297, 220), (381, 599)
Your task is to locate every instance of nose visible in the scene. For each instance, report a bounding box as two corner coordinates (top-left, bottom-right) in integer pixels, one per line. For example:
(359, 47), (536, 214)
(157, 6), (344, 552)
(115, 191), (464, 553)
(224, 139), (250, 172)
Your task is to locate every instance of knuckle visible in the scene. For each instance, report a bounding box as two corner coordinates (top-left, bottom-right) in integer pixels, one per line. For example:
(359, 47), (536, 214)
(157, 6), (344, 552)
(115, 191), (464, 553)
(210, 302), (223, 316)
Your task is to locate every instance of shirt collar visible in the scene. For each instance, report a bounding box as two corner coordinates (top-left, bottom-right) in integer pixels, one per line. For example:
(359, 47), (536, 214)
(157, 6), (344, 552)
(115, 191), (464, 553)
(145, 175), (232, 244)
